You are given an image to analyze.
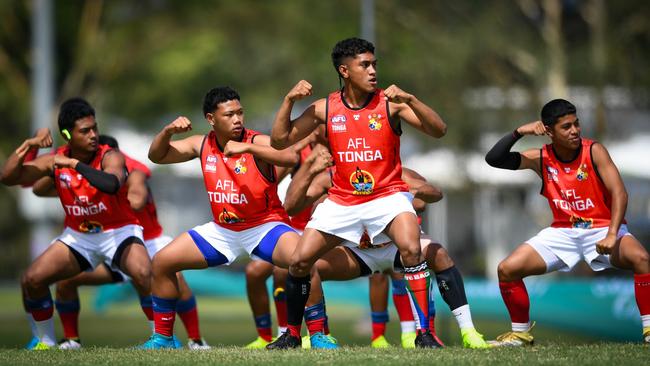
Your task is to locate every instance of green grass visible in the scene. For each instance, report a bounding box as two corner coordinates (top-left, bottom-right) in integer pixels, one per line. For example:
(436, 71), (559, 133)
(0, 286), (647, 365)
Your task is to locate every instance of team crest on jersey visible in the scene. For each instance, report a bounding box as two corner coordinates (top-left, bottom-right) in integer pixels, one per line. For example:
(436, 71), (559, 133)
(331, 114), (347, 133)
(234, 157), (247, 174)
(546, 166), (559, 183)
(218, 209), (242, 224)
(349, 167), (375, 195)
(570, 215), (593, 229)
(576, 164), (588, 181)
(205, 155), (217, 172)
(59, 173), (72, 188)
(79, 220), (103, 233)
(368, 113), (383, 131)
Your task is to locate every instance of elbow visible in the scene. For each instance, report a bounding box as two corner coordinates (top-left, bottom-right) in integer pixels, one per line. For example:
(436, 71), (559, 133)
(433, 191), (444, 203)
(0, 172), (16, 186)
(148, 151), (161, 164)
(270, 136), (287, 150)
(484, 152), (498, 168)
(283, 201), (299, 216)
(433, 124), (448, 138)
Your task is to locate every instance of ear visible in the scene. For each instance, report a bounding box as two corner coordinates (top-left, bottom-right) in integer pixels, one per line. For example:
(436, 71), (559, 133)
(205, 113), (215, 127)
(338, 64), (349, 79)
(544, 125), (553, 138)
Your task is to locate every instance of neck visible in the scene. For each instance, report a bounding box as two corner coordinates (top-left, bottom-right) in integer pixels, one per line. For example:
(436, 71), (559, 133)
(214, 129), (243, 151)
(69, 146), (96, 164)
(552, 143), (580, 162)
(342, 84), (371, 109)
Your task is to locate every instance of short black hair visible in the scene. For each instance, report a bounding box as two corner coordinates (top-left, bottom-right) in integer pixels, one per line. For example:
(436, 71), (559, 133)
(98, 135), (119, 149)
(57, 97), (95, 133)
(541, 99), (577, 126)
(331, 37), (375, 77)
(203, 86), (240, 116)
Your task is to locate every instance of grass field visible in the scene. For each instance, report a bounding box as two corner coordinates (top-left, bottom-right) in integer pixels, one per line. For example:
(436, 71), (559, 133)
(0, 286), (647, 365)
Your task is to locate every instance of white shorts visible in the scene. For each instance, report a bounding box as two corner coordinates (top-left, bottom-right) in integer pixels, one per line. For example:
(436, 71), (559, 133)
(306, 192), (415, 244)
(188, 221), (295, 266)
(55, 224), (144, 271)
(348, 244), (400, 274)
(526, 225), (632, 272)
(144, 235), (173, 259)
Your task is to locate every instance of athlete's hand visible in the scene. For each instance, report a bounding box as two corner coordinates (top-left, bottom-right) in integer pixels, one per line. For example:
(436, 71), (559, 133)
(384, 85), (413, 104)
(54, 154), (78, 169)
(516, 121), (549, 137)
(286, 80), (312, 102)
(596, 233), (618, 255)
(164, 117), (192, 136)
(308, 146), (333, 175)
(27, 128), (53, 148)
(223, 140), (249, 157)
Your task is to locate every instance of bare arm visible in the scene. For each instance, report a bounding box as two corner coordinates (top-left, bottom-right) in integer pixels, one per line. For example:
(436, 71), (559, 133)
(283, 146), (333, 215)
(1, 128), (53, 186)
(592, 143), (628, 254)
(126, 169), (149, 211)
(402, 167), (443, 205)
(148, 117), (202, 164)
(32, 176), (57, 197)
(270, 80), (326, 149)
(385, 85), (447, 138)
(225, 134), (316, 168)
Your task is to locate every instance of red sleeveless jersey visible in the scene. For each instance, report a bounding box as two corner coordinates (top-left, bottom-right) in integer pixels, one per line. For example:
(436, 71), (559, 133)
(123, 154), (163, 241)
(541, 138), (620, 229)
(326, 89), (408, 205)
(200, 129), (290, 231)
(54, 144), (138, 233)
(289, 145), (314, 231)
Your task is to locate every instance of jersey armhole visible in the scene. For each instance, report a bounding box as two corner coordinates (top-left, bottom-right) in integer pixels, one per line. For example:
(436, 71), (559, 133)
(386, 100), (402, 136)
(324, 96), (330, 139)
(198, 134), (208, 169)
(590, 142), (605, 184)
(539, 147), (545, 195)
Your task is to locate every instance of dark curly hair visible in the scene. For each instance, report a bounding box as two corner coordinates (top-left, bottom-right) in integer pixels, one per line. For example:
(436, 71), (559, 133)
(331, 38), (375, 77)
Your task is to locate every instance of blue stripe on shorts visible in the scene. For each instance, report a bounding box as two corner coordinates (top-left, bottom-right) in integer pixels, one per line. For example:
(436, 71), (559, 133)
(188, 229), (229, 267)
(252, 224), (295, 264)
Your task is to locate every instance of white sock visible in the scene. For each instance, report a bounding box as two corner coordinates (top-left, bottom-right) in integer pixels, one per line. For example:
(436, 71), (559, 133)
(277, 326), (287, 337)
(642, 315), (650, 328)
(35, 318), (56, 346)
(400, 321), (416, 334)
(26, 313), (38, 339)
(149, 320), (155, 333)
(452, 304), (475, 331)
(511, 322), (530, 332)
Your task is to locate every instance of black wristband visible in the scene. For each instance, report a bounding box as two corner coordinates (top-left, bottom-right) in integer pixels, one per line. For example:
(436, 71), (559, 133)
(76, 162), (121, 194)
(513, 129), (523, 139)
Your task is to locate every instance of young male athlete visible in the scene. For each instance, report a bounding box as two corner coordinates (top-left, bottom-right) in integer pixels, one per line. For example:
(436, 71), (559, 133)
(268, 37), (447, 348)
(485, 99), (650, 345)
(138, 86), (330, 349)
(30, 135), (209, 350)
(0, 98), (151, 350)
(283, 146), (489, 349)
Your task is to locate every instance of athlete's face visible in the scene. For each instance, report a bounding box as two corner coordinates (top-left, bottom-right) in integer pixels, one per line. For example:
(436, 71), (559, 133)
(69, 116), (98, 153)
(550, 114), (581, 150)
(207, 99), (244, 140)
(339, 52), (377, 93)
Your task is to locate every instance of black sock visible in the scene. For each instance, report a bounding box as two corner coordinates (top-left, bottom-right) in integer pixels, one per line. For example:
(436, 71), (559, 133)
(435, 266), (468, 311)
(286, 273), (310, 331)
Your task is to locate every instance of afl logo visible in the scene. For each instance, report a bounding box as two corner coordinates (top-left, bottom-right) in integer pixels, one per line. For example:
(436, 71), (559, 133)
(79, 220), (103, 233)
(349, 167), (375, 195)
(219, 209), (242, 224)
(331, 115), (346, 123)
(368, 113), (383, 131)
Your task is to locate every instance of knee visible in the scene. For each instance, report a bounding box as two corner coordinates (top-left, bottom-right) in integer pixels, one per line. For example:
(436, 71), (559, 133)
(21, 269), (45, 291)
(398, 243), (422, 266)
(497, 260), (518, 282)
(289, 256), (312, 277)
(245, 262), (268, 282)
(634, 250), (650, 273)
(55, 279), (77, 299)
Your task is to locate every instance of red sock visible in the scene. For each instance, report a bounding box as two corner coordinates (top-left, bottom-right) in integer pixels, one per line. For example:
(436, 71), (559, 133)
(154, 311), (175, 337)
(404, 262), (432, 330)
(634, 273), (650, 317)
(59, 311), (79, 339)
(393, 293), (414, 322)
(499, 280), (530, 324)
(306, 318), (325, 336)
(178, 307), (201, 340)
(141, 306), (154, 321)
(371, 322), (386, 341)
(429, 315), (436, 334)
(274, 293), (288, 329)
(287, 324), (301, 338)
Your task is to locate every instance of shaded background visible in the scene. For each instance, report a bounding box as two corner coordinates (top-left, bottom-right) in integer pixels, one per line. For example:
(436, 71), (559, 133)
(0, 0), (649, 345)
